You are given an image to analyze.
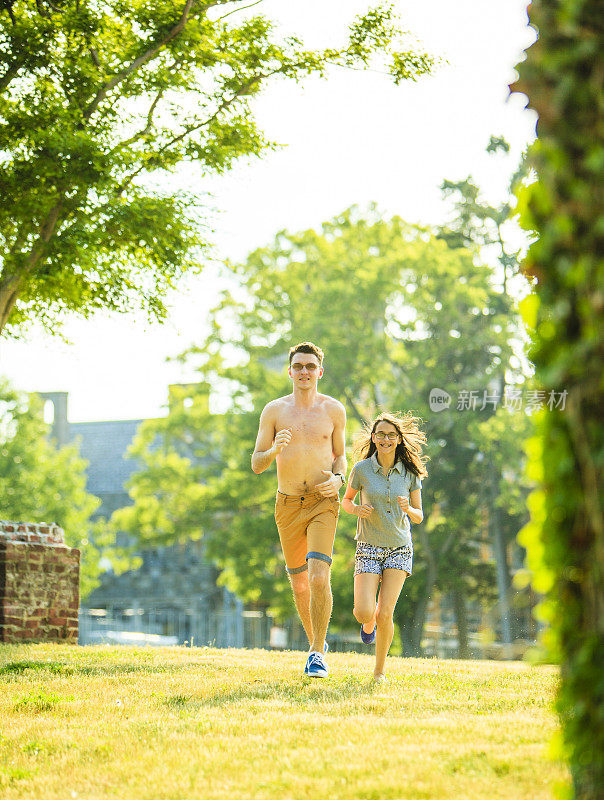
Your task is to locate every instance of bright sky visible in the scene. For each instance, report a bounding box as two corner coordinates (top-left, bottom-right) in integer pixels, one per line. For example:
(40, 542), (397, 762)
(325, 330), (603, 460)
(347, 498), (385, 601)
(0, 0), (537, 423)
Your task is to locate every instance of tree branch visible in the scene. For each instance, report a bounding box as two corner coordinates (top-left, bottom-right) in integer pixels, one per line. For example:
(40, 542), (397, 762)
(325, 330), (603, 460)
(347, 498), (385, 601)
(24, 199), (64, 271)
(110, 73), (263, 196)
(89, 47), (101, 68)
(82, 0), (200, 122)
(0, 60), (22, 93)
(4, 199), (64, 282)
(42, 74), (258, 246)
(109, 87), (166, 155)
(35, 0), (50, 18)
(327, 374), (370, 427)
(215, 0), (264, 23)
(44, 0), (64, 13)
(0, 1), (16, 25)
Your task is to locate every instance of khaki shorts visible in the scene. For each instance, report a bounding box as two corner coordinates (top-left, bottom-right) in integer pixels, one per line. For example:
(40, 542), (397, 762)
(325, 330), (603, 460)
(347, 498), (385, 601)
(274, 491), (340, 574)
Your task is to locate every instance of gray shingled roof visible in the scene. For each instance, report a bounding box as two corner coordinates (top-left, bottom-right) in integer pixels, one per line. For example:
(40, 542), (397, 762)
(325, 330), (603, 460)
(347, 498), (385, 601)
(69, 420), (143, 495)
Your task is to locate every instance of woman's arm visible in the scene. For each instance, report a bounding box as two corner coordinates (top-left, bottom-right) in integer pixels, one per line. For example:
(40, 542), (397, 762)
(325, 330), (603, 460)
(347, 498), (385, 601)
(341, 480), (374, 518)
(396, 488), (423, 524)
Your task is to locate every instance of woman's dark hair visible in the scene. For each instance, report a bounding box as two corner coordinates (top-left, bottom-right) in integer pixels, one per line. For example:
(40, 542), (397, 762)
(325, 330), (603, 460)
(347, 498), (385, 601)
(353, 411), (429, 478)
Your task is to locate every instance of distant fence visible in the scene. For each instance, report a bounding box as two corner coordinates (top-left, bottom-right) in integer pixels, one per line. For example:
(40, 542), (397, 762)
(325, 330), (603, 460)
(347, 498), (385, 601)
(78, 606), (532, 658)
(79, 606), (251, 648)
(78, 606), (367, 652)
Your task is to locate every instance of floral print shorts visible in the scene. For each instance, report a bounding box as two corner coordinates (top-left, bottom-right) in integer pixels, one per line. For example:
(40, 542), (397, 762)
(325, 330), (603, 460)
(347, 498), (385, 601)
(354, 540), (413, 576)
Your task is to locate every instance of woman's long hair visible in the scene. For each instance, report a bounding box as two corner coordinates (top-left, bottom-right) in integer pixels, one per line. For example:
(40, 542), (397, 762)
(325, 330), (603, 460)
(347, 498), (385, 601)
(353, 411), (429, 479)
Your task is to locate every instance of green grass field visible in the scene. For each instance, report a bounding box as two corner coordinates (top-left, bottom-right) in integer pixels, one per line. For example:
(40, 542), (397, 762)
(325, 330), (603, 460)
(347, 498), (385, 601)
(0, 644), (568, 799)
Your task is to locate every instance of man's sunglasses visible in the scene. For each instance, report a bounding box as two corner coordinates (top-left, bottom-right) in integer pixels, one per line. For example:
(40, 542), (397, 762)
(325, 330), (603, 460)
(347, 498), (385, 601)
(291, 363), (319, 372)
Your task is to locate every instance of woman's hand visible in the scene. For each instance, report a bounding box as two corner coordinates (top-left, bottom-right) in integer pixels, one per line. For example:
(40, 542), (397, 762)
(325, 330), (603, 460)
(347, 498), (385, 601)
(355, 503), (374, 518)
(397, 495), (410, 512)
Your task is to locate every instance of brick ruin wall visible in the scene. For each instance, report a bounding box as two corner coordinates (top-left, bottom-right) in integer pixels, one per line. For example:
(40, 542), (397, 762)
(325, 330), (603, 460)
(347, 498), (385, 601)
(0, 521), (80, 643)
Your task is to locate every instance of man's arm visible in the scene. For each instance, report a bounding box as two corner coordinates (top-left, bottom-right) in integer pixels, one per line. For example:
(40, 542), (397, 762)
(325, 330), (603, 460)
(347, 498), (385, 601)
(331, 402), (347, 479)
(251, 404), (291, 474)
(316, 402), (347, 496)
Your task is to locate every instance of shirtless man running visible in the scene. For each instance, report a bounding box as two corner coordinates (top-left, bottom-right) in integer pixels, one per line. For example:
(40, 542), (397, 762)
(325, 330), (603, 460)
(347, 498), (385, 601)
(252, 341), (347, 678)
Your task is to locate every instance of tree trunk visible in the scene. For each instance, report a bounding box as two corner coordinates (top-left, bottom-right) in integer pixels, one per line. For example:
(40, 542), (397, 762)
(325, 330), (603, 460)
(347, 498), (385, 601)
(396, 564), (438, 657)
(396, 514), (458, 656)
(397, 615), (423, 657)
(488, 454), (514, 650)
(0, 199), (64, 334)
(452, 588), (470, 659)
(0, 275), (22, 332)
(397, 585), (436, 657)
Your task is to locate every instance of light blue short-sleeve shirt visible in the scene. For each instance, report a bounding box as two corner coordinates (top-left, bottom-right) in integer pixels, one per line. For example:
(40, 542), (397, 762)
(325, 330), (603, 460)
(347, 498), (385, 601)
(349, 453), (422, 548)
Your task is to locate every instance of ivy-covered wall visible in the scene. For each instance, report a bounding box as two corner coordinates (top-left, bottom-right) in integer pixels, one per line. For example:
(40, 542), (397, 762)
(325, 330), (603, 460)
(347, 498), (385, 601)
(512, 2), (603, 798)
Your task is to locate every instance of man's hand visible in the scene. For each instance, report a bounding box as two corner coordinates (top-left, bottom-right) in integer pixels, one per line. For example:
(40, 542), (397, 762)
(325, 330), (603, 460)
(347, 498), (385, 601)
(273, 428), (292, 454)
(316, 469), (342, 497)
(397, 495), (410, 512)
(355, 503), (374, 519)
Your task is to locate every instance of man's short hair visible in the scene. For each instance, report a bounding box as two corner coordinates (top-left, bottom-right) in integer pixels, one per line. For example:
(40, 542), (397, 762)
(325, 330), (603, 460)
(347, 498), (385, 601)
(288, 341), (324, 365)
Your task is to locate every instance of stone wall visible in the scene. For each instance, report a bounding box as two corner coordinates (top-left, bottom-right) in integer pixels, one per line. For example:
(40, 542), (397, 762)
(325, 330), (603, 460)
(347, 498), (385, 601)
(0, 521), (80, 643)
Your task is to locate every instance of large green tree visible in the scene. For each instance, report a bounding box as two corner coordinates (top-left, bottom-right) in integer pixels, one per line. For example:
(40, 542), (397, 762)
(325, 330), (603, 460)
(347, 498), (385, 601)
(512, 1), (603, 797)
(0, 381), (111, 597)
(436, 139), (533, 653)
(0, 0), (435, 335)
(115, 209), (530, 653)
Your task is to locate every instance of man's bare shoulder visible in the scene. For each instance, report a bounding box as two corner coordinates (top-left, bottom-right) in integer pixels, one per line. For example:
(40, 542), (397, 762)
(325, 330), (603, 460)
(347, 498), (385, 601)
(318, 393), (346, 420)
(260, 395), (294, 416)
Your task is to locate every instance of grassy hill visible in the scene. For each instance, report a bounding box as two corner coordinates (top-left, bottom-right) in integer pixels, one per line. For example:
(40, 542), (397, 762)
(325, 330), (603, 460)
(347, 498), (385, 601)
(0, 644), (568, 799)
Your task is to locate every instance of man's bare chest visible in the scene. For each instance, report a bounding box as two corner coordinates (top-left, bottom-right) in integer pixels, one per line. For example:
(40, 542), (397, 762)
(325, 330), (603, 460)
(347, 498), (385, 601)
(276, 407), (333, 446)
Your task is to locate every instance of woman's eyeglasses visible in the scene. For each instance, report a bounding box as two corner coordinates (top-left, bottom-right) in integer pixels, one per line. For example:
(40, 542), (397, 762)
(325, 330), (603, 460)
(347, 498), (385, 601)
(374, 432), (399, 441)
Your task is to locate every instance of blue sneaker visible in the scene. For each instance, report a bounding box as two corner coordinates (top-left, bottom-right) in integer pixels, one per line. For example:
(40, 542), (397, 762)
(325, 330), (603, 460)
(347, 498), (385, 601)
(304, 651), (328, 678)
(360, 624), (376, 645)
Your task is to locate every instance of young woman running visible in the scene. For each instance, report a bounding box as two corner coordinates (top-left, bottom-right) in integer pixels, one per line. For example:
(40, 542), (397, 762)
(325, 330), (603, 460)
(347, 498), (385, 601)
(341, 411), (428, 682)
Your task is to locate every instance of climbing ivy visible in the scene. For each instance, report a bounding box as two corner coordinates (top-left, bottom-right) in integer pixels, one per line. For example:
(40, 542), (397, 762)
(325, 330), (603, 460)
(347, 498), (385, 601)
(512, 1), (603, 797)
